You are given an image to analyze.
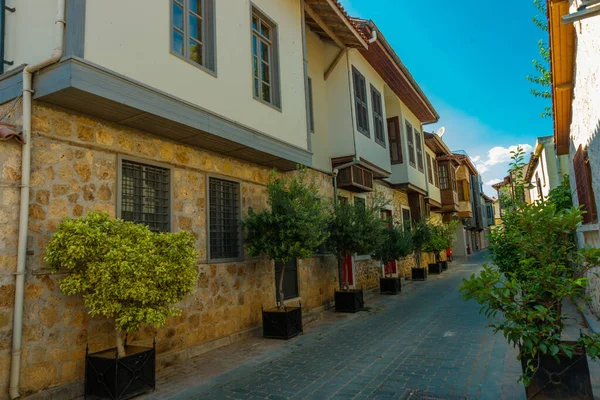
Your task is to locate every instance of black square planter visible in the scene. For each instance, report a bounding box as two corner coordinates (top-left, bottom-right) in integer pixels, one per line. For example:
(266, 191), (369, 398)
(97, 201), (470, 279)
(441, 261), (448, 271)
(521, 342), (593, 399)
(379, 277), (401, 295)
(411, 268), (427, 281)
(428, 262), (443, 274)
(335, 289), (364, 313)
(85, 344), (155, 400)
(262, 306), (303, 340)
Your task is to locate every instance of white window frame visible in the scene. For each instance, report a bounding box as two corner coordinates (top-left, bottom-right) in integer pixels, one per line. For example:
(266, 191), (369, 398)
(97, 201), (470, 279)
(250, 4), (281, 110)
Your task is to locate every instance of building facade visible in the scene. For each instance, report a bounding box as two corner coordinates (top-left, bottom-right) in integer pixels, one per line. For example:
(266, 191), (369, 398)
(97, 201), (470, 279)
(525, 135), (568, 203)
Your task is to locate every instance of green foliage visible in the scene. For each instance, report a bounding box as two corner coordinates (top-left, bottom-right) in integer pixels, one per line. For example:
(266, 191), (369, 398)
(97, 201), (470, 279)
(460, 201), (600, 384)
(242, 170), (330, 264)
(547, 175), (573, 210)
(441, 220), (459, 249)
(329, 196), (387, 258)
(423, 224), (446, 257)
(410, 220), (432, 269)
(527, 0), (552, 119)
(45, 212), (198, 334)
(372, 225), (413, 268)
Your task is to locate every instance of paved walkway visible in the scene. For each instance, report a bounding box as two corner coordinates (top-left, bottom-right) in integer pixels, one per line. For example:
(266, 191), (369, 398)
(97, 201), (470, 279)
(142, 252), (599, 399)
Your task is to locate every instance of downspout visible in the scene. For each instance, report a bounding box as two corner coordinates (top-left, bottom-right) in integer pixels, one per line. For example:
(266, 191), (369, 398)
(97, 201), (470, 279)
(1, 0), (6, 75)
(10, 0), (66, 398)
(300, 1), (311, 153)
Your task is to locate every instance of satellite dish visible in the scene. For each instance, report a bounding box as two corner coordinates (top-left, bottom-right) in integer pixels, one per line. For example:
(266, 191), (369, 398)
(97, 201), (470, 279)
(436, 127), (446, 137)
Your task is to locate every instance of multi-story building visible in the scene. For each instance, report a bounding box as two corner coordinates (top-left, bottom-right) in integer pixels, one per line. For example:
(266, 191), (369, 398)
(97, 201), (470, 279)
(525, 135), (569, 203)
(548, 0), (600, 316)
(0, 1), (446, 397)
(424, 132), (456, 224)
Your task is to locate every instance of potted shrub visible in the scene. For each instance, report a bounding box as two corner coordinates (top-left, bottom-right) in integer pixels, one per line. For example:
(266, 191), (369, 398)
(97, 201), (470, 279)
(460, 148), (600, 398)
(242, 170), (329, 339)
(423, 223), (446, 275)
(410, 220), (431, 281)
(372, 224), (413, 295)
(45, 212), (198, 400)
(440, 221), (458, 271)
(329, 196), (386, 312)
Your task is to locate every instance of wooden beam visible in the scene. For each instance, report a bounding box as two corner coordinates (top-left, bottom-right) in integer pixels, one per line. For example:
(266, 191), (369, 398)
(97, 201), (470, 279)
(324, 48), (347, 81)
(304, 2), (345, 49)
(307, 0), (368, 49)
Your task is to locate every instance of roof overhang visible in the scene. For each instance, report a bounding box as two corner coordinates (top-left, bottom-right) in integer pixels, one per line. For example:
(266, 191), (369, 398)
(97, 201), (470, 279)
(548, 0), (575, 155)
(0, 57), (312, 170)
(352, 19), (439, 124)
(331, 155), (391, 179)
(389, 182), (427, 196)
(427, 198), (443, 209)
(424, 132), (452, 156)
(304, 0), (368, 49)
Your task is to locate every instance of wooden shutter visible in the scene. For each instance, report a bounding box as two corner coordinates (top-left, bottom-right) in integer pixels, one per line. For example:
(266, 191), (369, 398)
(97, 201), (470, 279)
(426, 154), (433, 184)
(387, 117), (402, 164)
(574, 145), (597, 224)
(463, 180), (471, 201)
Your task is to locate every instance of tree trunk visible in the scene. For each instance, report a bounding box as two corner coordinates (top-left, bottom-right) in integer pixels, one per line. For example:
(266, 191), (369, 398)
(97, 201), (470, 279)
(277, 262), (286, 309)
(343, 251), (349, 290)
(116, 331), (126, 358)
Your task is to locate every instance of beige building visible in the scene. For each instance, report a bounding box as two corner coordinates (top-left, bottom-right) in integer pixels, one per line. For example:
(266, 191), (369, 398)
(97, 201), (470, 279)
(0, 1), (443, 398)
(525, 136), (568, 203)
(548, 1), (600, 316)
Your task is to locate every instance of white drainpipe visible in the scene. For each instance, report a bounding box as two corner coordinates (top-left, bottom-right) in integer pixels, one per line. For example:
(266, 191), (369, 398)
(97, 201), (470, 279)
(9, 0), (66, 398)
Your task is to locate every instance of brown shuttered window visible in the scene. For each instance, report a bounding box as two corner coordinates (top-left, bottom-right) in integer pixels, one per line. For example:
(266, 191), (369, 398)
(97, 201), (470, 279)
(352, 67), (369, 136)
(406, 121), (416, 167)
(434, 159), (440, 187)
(574, 145), (597, 224)
(426, 154), (434, 184)
(371, 85), (385, 147)
(415, 130), (424, 172)
(387, 117), (403, 164)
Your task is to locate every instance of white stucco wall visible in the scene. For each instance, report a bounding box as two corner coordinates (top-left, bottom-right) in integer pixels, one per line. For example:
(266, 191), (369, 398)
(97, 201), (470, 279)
(565, 6), (600, 316)
(82, 0), (308, 150)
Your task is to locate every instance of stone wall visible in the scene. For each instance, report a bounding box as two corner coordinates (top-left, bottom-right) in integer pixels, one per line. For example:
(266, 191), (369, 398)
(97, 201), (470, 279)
(567, 7), (600, 317)
(0, 102), (340, 397)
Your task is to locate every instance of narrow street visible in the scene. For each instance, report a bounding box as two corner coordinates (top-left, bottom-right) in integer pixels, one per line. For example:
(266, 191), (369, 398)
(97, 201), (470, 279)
(146, 253), (531, 400)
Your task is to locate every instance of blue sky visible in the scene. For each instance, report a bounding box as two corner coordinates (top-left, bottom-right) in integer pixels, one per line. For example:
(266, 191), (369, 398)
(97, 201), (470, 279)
(339, 0), (552, 196)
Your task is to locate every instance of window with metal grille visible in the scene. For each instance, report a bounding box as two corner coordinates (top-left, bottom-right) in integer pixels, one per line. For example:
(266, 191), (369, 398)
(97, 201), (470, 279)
(120, 159), (171, 232)
(415, 130), (424, 172)
(308, 77), (315, 133)
(209, 178), (241, 260)
(371, 85), (385, 147)
(252, 7), (281, 108)
(574, 145), (597, 224)
(405, 121), (416, 167)
(387, 117), (403, 164)
(426, 153), (433, 184)
(171, 0), (216, 73)
(352, 67), (369, 136)
(275, 259), (299, 300)
(439, 163), (449, 190)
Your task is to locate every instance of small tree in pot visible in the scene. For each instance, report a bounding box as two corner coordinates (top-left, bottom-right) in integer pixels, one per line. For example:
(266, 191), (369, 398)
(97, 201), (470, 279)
(45, 212), (198, 399)
(329, 196), (386, 312)
(460, 201), (600, 398)
(242, 170), (329, 339)
(410, 220), (432, 281)
(440, 221), (458, 270)
(423, 224), (446, 275)
(372, 224), (413, 294)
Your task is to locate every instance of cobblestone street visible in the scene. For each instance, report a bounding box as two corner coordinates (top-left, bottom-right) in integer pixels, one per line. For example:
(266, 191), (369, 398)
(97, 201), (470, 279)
(142, 252), (598, 400)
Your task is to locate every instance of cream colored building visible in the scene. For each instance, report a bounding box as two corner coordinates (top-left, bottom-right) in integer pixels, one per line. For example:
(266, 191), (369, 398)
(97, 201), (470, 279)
(525, 136), (568, 203)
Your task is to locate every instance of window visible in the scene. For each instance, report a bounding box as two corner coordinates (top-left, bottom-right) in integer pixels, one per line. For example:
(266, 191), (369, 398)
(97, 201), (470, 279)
(371, 85), (385, 147)
(402, 208), (412, 230)
(415, 130), (424, 172)
(308, 77), (315, 133)
(120, 159), (171, 232)
(171, 0), (216, 73)
(387, 117), (403, 164)
(426, 154), (434, 185)
(487, 205), (492, 219)
(275, 259), (299, 301)
(405, 121), (416, 167)
(354, 196), (366, 209)
(252, 7), (281, 108)
(439, 164), (449, 190)
(536, 173), (543, 199)
(574, 145), (597, 224)
(434, 159), (440, 187)
(352, 67), (369, 136)
(209, 177), (241, 260)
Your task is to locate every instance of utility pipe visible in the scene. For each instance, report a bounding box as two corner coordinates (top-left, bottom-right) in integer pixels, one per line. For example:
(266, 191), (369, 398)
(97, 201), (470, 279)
(10, 0), (65, 398)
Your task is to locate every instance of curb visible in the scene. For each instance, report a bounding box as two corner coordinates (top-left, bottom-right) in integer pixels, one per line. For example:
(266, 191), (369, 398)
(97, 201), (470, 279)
(575, 299), (600, 334)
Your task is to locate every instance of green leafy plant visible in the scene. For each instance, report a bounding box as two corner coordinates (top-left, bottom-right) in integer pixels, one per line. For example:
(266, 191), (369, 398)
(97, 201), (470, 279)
(547, 174), (573, 210)
(411, 220), (432, 269)
(372, 225), (413, 277)
(527, 0), (552, 119)
(45, 212), (198, 357)
(329, 196), (387, 289)
(242, 169), (329, 307)
(423, 223), (446, 264)
(461, 154), (600, 386)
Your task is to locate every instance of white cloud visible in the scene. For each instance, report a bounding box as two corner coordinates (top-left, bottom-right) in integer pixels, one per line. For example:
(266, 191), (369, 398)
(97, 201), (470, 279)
(476, 164), (488, 174)
(472, 156), (481, 163)
(486, 179), (503, 186)
(483, 144), (533, 167)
